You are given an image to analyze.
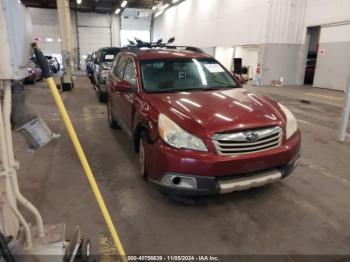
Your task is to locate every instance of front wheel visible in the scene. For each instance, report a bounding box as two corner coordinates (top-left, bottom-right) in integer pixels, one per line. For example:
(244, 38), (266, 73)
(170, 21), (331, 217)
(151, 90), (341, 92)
(139, 136), (147, 178)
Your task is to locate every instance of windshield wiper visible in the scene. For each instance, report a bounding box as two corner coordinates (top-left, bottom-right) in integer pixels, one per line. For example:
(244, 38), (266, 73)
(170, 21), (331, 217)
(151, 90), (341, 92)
(202, 86), (235, 91)
(208, 79), (235, 87)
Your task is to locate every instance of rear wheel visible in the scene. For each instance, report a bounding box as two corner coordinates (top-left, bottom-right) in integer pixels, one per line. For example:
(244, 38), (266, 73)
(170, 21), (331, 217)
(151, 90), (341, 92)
(107, 101), (119, 129)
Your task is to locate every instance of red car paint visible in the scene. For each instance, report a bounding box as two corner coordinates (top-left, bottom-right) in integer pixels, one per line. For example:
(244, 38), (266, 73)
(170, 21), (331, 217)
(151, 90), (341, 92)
(107, 48), (301, 194)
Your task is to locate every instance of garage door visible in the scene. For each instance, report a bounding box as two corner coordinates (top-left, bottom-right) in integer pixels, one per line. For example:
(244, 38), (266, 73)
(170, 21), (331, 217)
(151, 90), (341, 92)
(78, 26), (111, 69)
(313, 24), (350, 91)
(77, 12), (112, 70)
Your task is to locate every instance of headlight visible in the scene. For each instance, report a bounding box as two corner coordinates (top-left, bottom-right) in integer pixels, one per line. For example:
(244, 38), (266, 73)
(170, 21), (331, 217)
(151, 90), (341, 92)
(99, 70), (108, 79)
(158, 114), (207, 151)
(278, 103), (298, 139)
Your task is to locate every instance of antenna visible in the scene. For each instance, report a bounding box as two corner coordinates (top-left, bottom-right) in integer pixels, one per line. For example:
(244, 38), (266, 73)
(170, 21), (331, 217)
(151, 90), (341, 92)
(167, 37), (175, 44)
(127, 39), (136, 45)
(156, 38), (163, 45)
(134, 38), (143, 45)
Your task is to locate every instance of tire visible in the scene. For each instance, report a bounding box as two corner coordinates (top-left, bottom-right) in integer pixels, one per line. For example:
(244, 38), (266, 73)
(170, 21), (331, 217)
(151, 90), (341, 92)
(81, 239), (91, 262)
(139, 134), (147, 178)
(97, 87), (107, 103)
(107, 101), (119, 129)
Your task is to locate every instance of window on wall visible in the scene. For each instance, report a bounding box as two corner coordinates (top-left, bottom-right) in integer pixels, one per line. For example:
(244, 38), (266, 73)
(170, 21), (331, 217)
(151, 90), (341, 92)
(120, 30), (150, 47)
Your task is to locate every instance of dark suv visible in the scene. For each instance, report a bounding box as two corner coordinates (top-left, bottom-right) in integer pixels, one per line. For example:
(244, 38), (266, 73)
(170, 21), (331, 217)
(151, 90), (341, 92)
(93, 47), (119, 102)
(106, 45), (301, 196)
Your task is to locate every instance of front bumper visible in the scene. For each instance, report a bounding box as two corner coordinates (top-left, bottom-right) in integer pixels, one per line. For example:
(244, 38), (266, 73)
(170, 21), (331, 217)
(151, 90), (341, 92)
(98, 83), (107, 93)
(150, 156), (299, 196)
(146, 131), (301, 196)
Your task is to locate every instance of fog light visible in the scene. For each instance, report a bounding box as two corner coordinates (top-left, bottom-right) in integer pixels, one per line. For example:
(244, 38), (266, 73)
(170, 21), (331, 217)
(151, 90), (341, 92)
(160, 174), (197, 189)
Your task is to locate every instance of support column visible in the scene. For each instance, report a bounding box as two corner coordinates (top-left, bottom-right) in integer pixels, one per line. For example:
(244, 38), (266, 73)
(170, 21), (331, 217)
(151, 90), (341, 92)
(56, 0), (73, 91)
(338, 78), (350, 142)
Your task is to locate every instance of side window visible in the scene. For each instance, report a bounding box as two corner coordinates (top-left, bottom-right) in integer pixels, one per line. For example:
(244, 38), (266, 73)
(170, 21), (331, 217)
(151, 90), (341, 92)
(114, 55), (128, 79)
(111, 55), (120, 75)
(122, 59), (136, 86)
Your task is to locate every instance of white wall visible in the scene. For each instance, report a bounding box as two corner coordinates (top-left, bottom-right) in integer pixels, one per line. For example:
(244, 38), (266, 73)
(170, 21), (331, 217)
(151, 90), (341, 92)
(152, 0), (307, 86)
(235, 46), (259, 79)
(29, 8), (121, 69)
(153, 0), (271, 47)
(214, 47), (234, 71)
(313, 24), (350, 91)
(304, 0), (350, 91)
(153, 0), (306, 47)
(305, 0), (350, 27)
(30, 8), (69, 55)
(121, 8), (151, 47)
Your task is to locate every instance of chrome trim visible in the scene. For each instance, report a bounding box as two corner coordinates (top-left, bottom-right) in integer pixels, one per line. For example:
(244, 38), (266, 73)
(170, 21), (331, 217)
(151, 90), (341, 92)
(212, 126), (282, 156)
(218, 169), (282, 194)
(212, 126), (281, 141)
(217, 140), (280, 153)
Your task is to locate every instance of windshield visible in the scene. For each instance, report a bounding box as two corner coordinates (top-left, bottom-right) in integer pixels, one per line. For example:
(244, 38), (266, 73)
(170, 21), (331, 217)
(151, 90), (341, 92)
(140, 58), (238, 93)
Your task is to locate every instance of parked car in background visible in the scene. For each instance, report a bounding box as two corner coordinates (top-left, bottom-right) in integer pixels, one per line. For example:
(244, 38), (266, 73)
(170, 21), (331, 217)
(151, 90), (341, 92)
(45, 55), (61, 74)
(86, 52), (96, 82)
(106, 45), (301, 196)
(93, 47), (120, 102)
(24, 60), (43, 84)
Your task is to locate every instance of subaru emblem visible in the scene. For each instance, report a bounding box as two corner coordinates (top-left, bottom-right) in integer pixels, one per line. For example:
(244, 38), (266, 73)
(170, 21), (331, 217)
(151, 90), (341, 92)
(245, 132), (259, 142)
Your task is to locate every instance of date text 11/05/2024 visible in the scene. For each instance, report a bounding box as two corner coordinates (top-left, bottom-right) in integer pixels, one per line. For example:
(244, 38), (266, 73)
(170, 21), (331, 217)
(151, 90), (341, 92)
(127, 255), (220, 261)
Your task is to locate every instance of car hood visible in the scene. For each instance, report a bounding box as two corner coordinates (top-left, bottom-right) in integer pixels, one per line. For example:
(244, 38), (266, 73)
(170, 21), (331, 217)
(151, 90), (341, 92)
(145, 88), (285, 138)
(101, 62), (113, 70)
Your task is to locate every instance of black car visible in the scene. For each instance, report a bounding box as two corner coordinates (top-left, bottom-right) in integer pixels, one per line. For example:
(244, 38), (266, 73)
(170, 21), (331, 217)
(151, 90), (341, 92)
(45, 55), (61, 74)
(86, 52), (96, 82)
(93, 47), (119, 102)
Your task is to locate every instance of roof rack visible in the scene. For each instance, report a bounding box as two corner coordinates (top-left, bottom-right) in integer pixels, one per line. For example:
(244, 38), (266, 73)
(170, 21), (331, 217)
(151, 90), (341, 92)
(121, 38), (205, 54)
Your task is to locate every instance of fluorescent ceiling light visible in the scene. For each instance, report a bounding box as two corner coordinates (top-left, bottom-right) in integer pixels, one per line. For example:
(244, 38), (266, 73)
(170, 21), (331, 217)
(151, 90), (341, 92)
(77, 0), (82, 4)
(172, 0), (179, 3)
(121, 0), (127, 8)
(154, 10), (163, 17)
(46, 38), (53, 42)
(160, 3), (169, 10)
(115, 8), (121, 14)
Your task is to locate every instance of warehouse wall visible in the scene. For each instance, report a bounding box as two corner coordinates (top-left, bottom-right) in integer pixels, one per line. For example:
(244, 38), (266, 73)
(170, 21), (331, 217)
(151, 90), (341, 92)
(305, 0), (350, 27)
(153, 0), (307, 85)
(313, 24), (350, 91)
(121, 9), (152, 47)
(304, 0), (350, 91)
(29, 8), (120, 70)
(153, 0), (270, 47)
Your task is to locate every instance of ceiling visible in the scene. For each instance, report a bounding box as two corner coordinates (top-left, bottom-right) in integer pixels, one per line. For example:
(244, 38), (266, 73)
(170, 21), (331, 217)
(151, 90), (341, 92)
(21, 0), (162, 13)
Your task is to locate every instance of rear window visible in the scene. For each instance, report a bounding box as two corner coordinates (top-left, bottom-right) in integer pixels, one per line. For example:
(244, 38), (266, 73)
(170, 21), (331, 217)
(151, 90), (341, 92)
(99, 48), (119, 63)
(140, 58), (238, 93)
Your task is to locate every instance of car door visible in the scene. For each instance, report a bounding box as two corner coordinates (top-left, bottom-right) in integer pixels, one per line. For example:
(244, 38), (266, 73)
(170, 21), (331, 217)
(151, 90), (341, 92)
(115, 57), (138, 134)
(109, 54), (129, 130)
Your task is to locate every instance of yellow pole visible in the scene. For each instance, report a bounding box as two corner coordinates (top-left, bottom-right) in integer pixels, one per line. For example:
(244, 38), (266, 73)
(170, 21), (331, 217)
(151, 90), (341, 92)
(46, 77), (127, 262)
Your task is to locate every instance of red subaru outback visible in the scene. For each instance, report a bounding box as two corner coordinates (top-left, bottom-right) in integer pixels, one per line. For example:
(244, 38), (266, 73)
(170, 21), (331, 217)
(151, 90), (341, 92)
(106, 45), (301, 196)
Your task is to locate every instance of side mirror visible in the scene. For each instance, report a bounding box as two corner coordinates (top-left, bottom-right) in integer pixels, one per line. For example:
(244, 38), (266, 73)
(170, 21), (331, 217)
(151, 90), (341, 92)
(113, 80), (132, 92)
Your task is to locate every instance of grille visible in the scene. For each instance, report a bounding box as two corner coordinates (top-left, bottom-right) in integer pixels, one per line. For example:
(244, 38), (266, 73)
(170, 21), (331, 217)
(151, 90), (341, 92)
(212, 126), (282, 156)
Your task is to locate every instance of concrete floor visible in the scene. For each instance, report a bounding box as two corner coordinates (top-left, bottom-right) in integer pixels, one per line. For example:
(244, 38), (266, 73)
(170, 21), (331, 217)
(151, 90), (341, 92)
(14, 77), (350, 258)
